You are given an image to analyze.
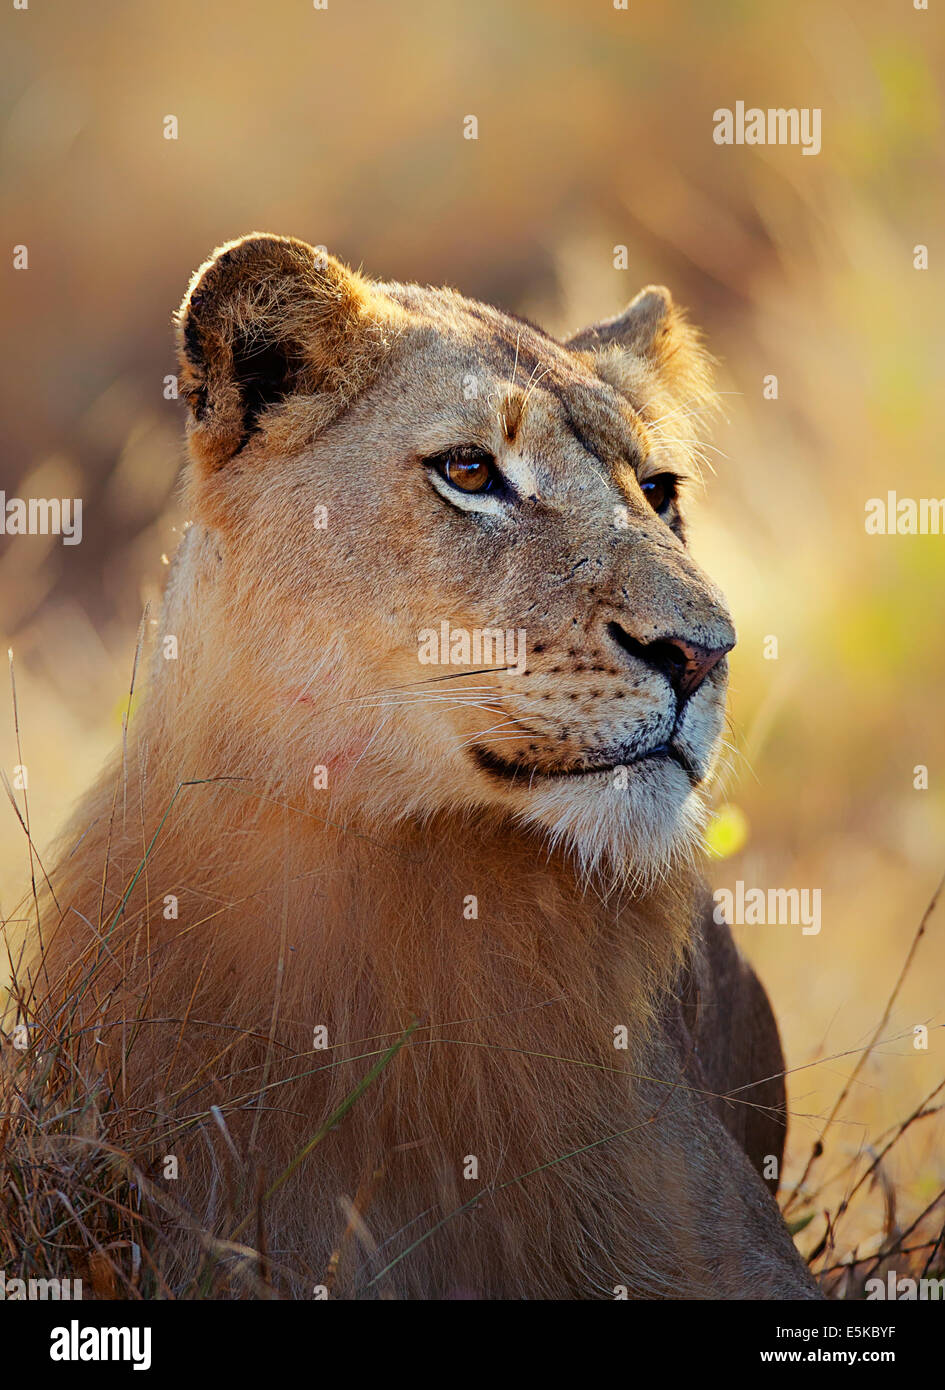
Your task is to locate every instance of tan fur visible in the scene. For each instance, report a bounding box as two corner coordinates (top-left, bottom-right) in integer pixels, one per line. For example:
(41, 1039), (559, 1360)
(36, 235), (818, 1298)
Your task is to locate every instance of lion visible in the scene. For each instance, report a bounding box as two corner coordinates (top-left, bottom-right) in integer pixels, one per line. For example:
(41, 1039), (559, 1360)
(32, 233), (819, 1299)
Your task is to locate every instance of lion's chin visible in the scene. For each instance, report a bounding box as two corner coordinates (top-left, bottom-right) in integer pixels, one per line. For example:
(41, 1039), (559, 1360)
(514, 757), (706, 891)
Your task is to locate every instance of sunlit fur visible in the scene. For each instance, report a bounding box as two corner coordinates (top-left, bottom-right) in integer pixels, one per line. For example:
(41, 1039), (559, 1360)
(35, 236), (816, 1298)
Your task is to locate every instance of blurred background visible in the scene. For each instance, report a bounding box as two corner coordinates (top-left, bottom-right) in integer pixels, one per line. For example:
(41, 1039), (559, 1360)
(2, 0), (943, 1274)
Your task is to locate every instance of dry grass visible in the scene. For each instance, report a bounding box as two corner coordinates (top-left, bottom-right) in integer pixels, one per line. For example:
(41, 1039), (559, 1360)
(3, 874), (943, 1299)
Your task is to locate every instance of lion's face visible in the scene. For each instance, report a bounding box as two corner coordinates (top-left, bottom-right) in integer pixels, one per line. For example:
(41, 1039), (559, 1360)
(176, 235), (734, 881)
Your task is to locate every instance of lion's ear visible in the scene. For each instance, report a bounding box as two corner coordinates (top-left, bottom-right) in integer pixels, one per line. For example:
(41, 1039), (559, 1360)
(176, 233), (392, 471)
(566, 285), (716, 430)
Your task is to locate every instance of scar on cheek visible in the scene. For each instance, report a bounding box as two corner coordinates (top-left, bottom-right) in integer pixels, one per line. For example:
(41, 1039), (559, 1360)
(279, 674), (375, 776)
(280, 688), (372, 776)
(282, 670), (339, 707)
(322, 737), (373, 776)
(283, 689), (318, 707)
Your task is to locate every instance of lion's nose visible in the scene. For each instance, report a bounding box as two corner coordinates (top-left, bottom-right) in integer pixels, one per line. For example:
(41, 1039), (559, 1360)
(605, 622), (733, 700)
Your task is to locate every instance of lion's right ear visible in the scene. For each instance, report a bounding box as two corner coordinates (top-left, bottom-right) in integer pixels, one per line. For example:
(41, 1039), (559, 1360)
(175, 233), (394, 471)
(566, 285), (718, 442)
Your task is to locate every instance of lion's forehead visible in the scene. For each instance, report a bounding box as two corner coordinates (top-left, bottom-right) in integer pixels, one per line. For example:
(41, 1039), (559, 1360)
(386, 279), (616, 393)
(379, 281), (651, 487)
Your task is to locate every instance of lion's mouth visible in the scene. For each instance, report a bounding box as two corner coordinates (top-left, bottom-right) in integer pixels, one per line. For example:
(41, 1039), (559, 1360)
(471, 741), (697, 785)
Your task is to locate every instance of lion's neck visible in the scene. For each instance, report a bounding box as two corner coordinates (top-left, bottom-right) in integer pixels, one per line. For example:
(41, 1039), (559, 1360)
(56, 740), (697, 1067)
(48, 734), (700, 1296)
(139, 785), (692, 1036)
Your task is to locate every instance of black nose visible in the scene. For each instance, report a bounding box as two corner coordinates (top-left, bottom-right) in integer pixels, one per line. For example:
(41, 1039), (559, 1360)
(605, 621), (732, 700)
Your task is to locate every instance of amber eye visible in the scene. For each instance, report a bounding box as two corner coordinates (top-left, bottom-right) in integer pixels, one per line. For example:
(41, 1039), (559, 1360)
(641, 474), (678, 514)
(433, 448), (497, 494)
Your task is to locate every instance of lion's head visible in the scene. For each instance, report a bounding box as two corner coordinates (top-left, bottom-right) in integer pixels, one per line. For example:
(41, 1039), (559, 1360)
(172, 233), (734, 884)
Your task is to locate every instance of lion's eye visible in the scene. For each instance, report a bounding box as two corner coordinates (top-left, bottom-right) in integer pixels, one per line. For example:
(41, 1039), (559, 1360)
(431, 448), (497, 494)
(641, 474), (678, 514)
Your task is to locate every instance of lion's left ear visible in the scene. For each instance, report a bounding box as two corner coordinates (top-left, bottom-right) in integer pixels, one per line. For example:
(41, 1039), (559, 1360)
(566, 285), (717, 429)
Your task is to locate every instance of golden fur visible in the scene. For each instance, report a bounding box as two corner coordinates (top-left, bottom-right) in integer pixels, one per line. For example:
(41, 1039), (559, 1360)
(35, 234), (818, 1298)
